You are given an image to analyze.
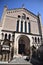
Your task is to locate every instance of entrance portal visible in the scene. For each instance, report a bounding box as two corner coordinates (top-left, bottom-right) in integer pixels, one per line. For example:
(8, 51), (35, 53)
(18, 44), (25, 54)
(18, 35), (30, 56)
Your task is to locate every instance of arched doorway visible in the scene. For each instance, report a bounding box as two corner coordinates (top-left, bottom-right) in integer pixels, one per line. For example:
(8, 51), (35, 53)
(18, 35), (30, 56)
(18, 39), (25, 55)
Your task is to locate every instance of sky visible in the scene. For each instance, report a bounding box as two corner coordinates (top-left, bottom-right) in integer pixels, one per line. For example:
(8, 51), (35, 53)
(0, 0), (43, 24)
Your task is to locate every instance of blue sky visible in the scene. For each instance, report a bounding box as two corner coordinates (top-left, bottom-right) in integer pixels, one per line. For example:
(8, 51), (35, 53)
(0, 0), (43, 24)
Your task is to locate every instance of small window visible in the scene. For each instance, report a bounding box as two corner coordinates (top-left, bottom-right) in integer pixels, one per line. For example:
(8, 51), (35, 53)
(18, 15), (20, 18)
(32, 37), (34, 40)
(27, 17), (29, 20)
(21, 21), (23, 32)
(5, 34), (7, 39)
(28, 22), (30, 33)
(22, 16), (25, 19)
(35, 37), (37, 43)
(38, 37), (40, 43)
(22, 13), (26, 19)
(16, 20), (19, 32)
(8, 34), (11, 40)
(12, 35), (14, 41)
(25, 21), (27, 33)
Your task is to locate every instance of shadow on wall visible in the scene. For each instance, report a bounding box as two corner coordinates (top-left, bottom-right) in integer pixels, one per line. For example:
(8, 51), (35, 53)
(30, 44), (43, 65)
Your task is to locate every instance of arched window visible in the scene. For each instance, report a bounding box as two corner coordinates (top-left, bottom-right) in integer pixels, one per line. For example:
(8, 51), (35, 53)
(28, 22), (30, 33)
(21, 21), (23, 32)
(32, 37), (34, 39)
(12, 35), (14, 41)
(32, 37), (34, 43)
(16, 20), (19, 32)
(5, 34), (7, 39)
(35, 37), (37, 43)
(38, 37), (40, 43)
(25, 21), (27, 33)
(22, 13), (26, 19)
(8, 34), (11, 40)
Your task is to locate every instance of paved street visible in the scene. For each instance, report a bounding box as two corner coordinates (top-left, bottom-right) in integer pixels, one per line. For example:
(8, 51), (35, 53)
(0, 57), (32, 65)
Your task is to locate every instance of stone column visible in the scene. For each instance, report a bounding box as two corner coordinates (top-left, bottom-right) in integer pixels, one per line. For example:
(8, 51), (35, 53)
(13, 35), (17, 58)
(27, 22), (28, 33)
(17, 40), (18, 55)
(2, 54), (5, 61)
(23, 20), (25, 32)
(30, 47), (32, 61)
(6, 54), (8, 61)
(19, 19), (21, 32)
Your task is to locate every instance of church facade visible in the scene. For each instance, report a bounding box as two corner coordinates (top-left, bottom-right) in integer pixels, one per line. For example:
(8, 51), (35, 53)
(0, 6), (42, 62)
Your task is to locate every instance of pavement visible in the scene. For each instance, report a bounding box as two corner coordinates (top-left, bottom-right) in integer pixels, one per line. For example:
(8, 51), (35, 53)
(0, 57), (32, 65)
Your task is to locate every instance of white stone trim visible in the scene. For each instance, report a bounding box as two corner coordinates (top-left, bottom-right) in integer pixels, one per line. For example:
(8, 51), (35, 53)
(19, 19), (21, 32)
(23, 20), (25, 32)
(27, 22), (28, 33)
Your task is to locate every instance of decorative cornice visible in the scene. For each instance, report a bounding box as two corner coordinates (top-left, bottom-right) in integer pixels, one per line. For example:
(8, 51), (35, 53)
(2, 30), (41, 36)
(15, 32), (41, 36)
(7, 8), (37, 19)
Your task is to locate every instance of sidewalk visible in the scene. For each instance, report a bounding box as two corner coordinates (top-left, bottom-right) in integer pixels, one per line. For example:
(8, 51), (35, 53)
(0, 57), (32, 65)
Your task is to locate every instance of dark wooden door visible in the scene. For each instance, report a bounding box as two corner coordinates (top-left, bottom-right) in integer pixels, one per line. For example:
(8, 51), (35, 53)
(18, 44), (25, 54)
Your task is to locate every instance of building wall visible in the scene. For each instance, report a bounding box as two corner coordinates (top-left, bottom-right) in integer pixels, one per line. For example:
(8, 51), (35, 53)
(2, 7), (40, 35)
(41, 12), (43, 42)
(42, 26), (43, 36)
(0, 7), (42, 61)
(2, 16), (17, 31)
(14, 33), (41, 56)
(0, 27), (2, 39)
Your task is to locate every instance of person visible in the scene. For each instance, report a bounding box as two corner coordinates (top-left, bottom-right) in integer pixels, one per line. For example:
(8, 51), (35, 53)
(32, 45), (36, 58)
(11, 46), (14, 60)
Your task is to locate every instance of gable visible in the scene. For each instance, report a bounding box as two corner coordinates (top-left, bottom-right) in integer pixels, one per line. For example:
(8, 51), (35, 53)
(6, 8), (38, 22)
(2, 8), (40, 35)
